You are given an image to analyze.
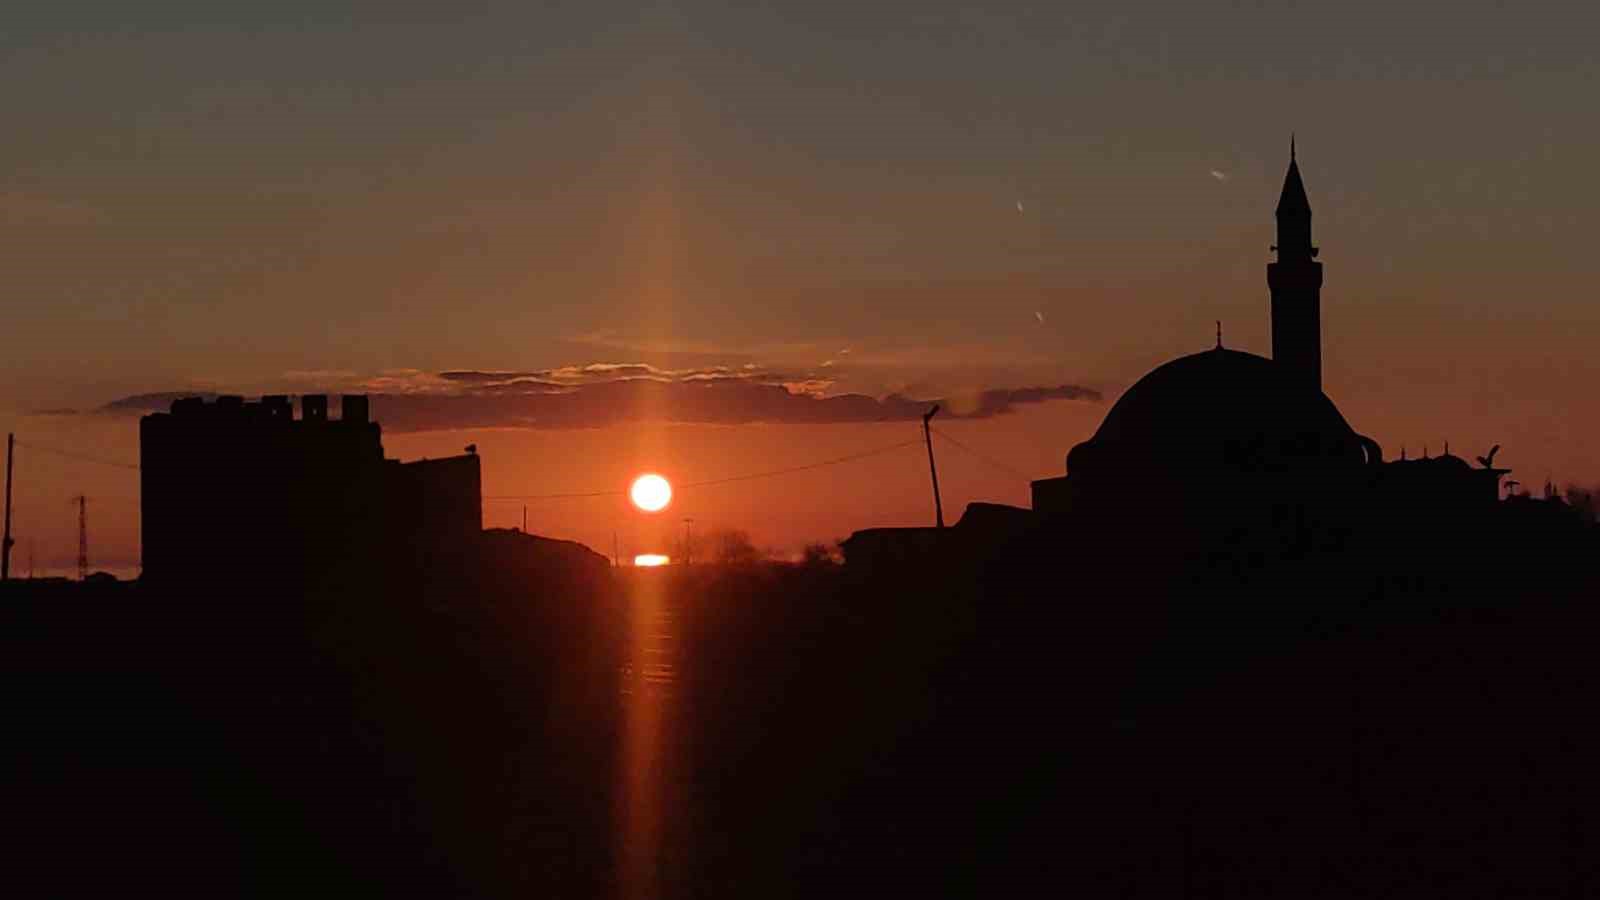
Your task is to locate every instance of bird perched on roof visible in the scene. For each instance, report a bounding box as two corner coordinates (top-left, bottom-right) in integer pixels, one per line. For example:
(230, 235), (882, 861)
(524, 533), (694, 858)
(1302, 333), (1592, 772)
(465, 444), (477, 455)
(1476, 444), (1500, 468)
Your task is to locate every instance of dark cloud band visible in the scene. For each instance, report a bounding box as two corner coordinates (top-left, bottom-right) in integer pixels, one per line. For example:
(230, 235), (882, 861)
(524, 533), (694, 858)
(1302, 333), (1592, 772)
(93, 368), (1100, 432)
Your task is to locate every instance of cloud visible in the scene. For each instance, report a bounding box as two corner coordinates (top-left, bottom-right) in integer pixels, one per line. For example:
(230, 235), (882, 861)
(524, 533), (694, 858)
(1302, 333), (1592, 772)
(0, 192), (111, 227)
(93, 366), (1101, 432)
(473, 378), (572, 395)
(438, 370), (535, 382)
(354, 370), (458, 394)
(99, 392), (221, 413)
(541, 362), (665, 381)
(354, 380), (1098, 432)
(437, 371), (569, 393)
(282, 369), (359, 382)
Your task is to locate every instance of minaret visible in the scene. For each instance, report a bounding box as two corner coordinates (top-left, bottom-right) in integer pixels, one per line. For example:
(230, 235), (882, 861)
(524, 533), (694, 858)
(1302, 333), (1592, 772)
(1268, 136), (1323, 392)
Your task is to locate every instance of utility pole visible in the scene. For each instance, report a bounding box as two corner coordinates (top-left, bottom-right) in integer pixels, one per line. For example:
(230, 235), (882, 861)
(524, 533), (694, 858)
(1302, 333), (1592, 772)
(922, 405), (945, 529)
(2, 433), (14, 581)
(522, 505), (527, 533)
(71, 494), (88, 581)
(683, 517), (694, 566)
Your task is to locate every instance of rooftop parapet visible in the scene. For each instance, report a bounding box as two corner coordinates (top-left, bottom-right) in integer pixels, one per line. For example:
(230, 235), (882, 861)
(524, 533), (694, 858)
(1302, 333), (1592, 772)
(341, 394), (369, 424)
(262, 395), (292, 419)
(162, 393), (374, 424)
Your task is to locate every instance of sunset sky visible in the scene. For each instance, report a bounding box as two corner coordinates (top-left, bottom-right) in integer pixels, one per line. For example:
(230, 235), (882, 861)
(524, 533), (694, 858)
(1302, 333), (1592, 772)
(2, 0), (1596, 572)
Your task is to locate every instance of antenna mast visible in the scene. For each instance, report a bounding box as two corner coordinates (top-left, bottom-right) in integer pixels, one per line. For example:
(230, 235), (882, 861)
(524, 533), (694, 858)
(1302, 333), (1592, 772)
(2, 433), (13, 581)
(922, 405), (945, 529)
(72, 494), (88, 581)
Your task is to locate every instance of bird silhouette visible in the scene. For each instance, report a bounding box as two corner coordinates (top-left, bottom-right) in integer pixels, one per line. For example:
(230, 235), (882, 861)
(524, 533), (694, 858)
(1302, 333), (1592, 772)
(465, 444), (477, 455)
(1476, 444), (1500, 468)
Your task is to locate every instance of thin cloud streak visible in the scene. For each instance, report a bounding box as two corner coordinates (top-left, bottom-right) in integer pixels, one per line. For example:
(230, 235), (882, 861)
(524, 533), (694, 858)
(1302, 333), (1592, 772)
(92, 369), (1101, 433)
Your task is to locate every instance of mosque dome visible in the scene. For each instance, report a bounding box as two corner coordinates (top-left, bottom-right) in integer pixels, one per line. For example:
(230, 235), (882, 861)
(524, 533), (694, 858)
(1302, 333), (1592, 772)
(1066, 348), (1372, 479)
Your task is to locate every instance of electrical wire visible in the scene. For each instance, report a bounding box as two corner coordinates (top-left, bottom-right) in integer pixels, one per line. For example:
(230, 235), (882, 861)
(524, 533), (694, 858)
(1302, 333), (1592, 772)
(482, 489), (623, 502)
(930, 427), (1035, 482)
(15, 441), (141, 471)
(18, 431), (935, 498)
(680, 439), (924, 489)
(484, 438), (924, 501)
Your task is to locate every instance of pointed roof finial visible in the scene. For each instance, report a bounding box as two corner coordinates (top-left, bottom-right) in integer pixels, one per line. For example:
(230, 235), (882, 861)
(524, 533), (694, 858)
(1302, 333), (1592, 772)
(1216, 320), (1222, 349)
(1276, 136), (1310, 215)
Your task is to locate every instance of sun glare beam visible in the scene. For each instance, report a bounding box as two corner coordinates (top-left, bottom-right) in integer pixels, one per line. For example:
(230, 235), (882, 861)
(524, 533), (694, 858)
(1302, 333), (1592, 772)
(630, 474), (672, 512)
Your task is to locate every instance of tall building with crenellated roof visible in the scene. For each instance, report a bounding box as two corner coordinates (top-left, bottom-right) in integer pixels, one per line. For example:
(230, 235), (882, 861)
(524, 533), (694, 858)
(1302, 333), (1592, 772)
(140, 393), (480, 584)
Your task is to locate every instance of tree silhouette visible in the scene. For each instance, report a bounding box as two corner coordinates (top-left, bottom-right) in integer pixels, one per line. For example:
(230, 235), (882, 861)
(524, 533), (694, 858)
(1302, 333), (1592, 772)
(710, 529), (761, 567)
(801, 542), (840, 568)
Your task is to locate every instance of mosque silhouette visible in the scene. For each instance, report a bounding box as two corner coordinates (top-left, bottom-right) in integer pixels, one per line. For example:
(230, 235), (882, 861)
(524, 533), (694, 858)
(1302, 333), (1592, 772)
(848, 143), (1509, 565)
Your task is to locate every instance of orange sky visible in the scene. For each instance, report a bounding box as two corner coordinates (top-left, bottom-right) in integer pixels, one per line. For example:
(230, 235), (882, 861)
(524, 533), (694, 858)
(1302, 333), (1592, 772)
(0, 399), (1109, 574)
(2, 353), (1592, 578)
(2, 2), (1597, 574)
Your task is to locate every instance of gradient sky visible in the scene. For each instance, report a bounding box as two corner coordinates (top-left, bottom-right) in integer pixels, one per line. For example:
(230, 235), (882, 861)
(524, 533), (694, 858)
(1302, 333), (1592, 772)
(2, 1), (1596, 571)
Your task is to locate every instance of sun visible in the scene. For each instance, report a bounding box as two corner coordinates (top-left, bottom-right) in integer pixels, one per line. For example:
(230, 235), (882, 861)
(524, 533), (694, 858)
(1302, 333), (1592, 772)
(629, 473), (672, 512)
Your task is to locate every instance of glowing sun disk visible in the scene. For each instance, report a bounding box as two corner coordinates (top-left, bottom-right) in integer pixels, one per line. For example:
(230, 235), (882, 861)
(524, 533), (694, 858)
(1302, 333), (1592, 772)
(630, 473), (672, 512)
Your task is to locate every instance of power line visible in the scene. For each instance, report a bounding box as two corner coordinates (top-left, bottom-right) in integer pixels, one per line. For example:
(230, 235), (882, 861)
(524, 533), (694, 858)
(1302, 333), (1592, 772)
(930, 427), (1036, 483)
(681, 439), (923, 490)
(71, 494), (89, 581)
(484, 488), (623, 502)
(484, 438), (924, 501)
(16, 441), (140, 471)
(23, 428), (934, 499)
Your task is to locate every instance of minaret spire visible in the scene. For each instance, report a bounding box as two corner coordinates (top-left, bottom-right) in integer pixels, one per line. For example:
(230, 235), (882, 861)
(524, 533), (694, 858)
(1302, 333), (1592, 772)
(1267, 138), (1324, 392)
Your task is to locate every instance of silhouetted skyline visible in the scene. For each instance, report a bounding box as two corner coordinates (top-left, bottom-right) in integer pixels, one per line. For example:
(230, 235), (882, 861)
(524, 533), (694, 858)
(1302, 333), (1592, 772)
(8, 8), (1600, 897)
(4, 1), (1599, 566)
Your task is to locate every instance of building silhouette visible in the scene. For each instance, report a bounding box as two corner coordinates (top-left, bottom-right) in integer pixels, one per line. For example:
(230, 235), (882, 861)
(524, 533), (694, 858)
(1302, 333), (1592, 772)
(848, 144), (1509, 567)
(1269, 136), (1323, 393)
(140, 393), (480, 584)
(1029, 142), (1508, 524)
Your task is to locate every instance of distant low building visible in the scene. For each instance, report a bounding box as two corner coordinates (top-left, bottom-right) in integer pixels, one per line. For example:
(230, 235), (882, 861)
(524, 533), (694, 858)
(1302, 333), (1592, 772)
(140, 393), (480, 584)
(841, 503), (1036, 571)
(839, 526), (948, 571)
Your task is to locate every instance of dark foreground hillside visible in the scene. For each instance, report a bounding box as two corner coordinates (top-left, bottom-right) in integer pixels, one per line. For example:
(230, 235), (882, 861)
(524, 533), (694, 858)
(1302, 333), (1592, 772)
(4, 507), (1600, 897)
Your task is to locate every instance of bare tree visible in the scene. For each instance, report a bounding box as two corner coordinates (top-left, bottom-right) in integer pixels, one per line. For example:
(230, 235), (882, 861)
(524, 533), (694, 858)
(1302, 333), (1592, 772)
(711, 529), (761, 567)
(801, 542), (840, 568)
(1564, 485), (1598, 525)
